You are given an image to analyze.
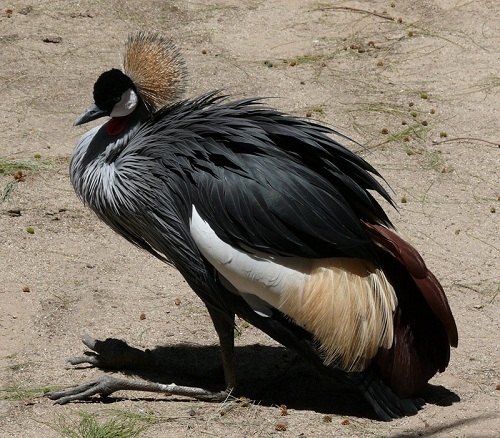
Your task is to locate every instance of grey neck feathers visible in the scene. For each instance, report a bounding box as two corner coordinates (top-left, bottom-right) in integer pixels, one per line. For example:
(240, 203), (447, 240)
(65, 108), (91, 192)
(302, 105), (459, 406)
(70, 105), (150, 211)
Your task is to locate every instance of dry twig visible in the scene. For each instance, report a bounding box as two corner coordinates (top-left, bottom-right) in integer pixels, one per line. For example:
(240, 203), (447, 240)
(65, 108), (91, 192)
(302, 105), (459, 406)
(318, 6), (394, 21)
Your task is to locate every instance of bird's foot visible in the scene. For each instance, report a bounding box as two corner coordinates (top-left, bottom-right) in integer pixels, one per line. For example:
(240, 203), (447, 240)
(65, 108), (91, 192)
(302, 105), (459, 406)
(65, 334), (155, 369)
(46, 374), (232, 405)
(46, 375), (119, 404)
(349, 369), (424, 421)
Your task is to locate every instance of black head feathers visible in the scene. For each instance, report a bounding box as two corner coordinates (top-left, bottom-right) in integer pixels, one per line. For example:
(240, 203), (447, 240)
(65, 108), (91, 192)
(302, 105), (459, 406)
(93, 68), (135, 113)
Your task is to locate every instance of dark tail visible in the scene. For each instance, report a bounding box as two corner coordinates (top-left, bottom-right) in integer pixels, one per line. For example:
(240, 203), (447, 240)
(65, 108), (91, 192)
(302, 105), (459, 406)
(364, 222), (458, 398)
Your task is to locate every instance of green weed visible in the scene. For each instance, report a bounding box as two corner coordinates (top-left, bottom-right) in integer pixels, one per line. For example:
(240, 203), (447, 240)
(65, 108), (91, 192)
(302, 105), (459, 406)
(0, 386), (53, 400)
(53, 410), (158, 438)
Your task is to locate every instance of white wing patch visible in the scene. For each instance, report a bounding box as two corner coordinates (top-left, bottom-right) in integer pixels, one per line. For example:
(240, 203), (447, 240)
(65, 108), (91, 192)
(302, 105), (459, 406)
(190, 205), (397, 372)
(190, 206), (308, 310)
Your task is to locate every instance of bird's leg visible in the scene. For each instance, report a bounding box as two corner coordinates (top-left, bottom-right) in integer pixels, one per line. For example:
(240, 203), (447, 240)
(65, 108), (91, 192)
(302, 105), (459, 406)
(206, 306), (237, 393)
(45, 332), (234, 405)
(46, 375), (229, 405)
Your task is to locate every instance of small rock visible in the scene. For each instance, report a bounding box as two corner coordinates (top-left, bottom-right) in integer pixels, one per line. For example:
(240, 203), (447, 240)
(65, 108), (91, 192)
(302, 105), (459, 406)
(69, 12), (94, 18)
(43, 36), (62, 44)
(14, 170), (25, 181)
(19, 6), (33, 15)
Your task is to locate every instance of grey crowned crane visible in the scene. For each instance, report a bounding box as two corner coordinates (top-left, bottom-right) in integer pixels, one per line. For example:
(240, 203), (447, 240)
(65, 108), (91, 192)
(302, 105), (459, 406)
(47, 32), (458, 421)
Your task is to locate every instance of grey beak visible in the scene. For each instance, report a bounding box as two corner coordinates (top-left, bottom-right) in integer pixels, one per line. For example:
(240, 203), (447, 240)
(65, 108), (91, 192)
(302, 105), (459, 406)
(74, 104), (110, 126)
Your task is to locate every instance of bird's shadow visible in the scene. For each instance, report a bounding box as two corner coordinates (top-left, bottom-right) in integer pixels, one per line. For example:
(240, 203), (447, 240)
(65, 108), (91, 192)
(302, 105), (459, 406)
(73, 339), (460, 419)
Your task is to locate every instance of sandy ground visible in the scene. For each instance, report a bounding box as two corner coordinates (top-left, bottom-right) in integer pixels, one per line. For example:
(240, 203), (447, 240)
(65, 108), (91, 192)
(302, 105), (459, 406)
(0, 0), (498, 436)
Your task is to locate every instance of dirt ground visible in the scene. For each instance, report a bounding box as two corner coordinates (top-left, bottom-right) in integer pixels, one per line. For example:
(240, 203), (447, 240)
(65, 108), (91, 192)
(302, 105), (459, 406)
(0, 0), (498, 436)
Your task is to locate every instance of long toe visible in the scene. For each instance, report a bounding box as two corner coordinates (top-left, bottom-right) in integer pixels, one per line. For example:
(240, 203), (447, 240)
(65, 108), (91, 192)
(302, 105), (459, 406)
(46, 378), (115, 404)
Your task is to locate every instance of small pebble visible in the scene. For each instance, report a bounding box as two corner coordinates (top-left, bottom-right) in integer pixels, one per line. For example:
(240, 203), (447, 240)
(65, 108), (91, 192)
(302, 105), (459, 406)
(43, 36), (62, 44)
(19, 6), (33, 15)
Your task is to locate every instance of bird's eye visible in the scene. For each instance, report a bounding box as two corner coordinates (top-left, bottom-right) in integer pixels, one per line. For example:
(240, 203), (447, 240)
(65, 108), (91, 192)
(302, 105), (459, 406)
(113, 96), (121, 103)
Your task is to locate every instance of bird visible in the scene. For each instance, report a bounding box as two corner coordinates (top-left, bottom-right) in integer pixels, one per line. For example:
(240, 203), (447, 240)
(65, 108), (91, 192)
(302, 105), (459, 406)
(47, 32), (458, 421)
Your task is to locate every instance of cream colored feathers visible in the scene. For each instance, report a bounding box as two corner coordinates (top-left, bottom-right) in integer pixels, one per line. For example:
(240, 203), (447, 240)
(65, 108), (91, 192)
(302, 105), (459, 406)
(123, 32), (187, 112)
(280, 258), (396, 371)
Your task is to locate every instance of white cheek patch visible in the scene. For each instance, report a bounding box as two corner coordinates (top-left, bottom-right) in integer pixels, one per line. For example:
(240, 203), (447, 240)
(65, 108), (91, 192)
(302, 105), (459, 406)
(110, 88), (139, 117)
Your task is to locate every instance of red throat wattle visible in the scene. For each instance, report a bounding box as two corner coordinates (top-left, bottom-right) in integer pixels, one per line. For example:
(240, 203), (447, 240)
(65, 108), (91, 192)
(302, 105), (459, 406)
(106, 117), (127, 136)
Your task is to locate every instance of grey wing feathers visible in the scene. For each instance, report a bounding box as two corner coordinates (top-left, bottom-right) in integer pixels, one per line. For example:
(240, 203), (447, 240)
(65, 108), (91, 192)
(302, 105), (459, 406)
(119, 92), (395, 261)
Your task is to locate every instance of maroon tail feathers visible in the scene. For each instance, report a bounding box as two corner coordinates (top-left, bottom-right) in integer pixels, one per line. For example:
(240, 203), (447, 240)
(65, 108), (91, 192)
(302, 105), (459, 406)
(364, 222), (458, 398)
